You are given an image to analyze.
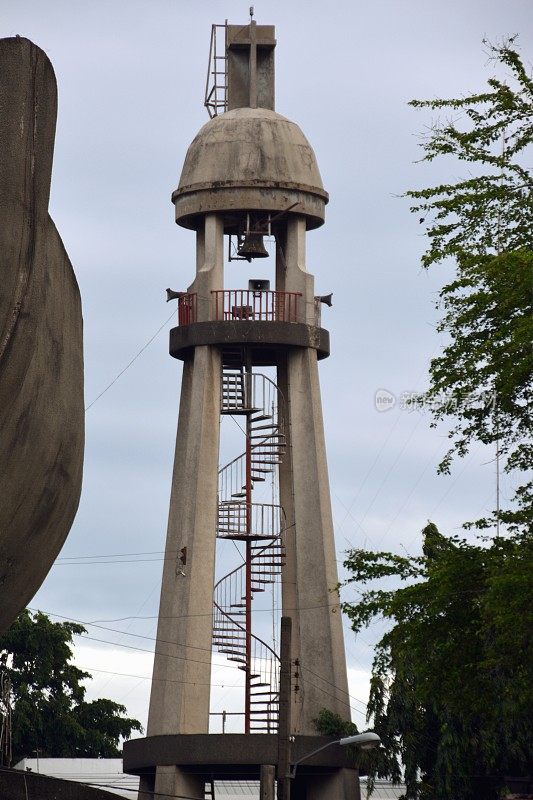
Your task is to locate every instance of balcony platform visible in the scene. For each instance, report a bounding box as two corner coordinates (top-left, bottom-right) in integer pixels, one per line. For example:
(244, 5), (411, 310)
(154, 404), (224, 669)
(123, 733), (357, 780)
(169, 321), (330, 364)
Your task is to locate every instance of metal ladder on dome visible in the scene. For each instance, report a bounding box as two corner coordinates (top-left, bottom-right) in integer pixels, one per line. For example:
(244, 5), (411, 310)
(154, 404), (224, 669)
(204, 23), (228, 118)
(213, 360), (287, 732)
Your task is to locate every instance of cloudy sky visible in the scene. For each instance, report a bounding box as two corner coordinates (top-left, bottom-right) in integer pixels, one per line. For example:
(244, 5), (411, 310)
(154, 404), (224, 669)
(3, 0), (531, 734)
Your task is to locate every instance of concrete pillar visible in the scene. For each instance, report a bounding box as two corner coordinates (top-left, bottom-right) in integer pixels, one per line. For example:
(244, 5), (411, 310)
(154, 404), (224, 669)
(142, 211), (223, 798)
(153, 766), (205, 800)
(304, 769), (360, 800)
(141, 344), (220, 797)
(145, 343), (220, 736)
(278, 347), (351, 735)
(275, 216), (316, 324)
(276, 217), (351, 760)
(260, 764), (276, 800)
(188, 212), (224, 322)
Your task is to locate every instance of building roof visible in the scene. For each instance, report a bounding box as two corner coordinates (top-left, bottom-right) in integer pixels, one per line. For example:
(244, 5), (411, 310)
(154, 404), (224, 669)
(14, 759), (265, 799)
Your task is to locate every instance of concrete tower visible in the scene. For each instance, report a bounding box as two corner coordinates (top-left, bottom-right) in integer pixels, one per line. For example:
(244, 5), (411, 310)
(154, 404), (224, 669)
(125, 20), (358, 800)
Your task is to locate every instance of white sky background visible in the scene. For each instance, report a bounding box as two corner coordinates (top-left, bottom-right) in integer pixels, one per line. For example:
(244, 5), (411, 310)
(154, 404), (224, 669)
(3, 0), (532, 736)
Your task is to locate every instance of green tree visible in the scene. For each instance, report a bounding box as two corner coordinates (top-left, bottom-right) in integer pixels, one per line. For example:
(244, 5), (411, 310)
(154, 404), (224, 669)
(313, 708), (400, 791)
(340, 524), (533, 800)
(337, 40), (533, 800)
(406, 37), (532, 533)
(0, 610), (142, 764)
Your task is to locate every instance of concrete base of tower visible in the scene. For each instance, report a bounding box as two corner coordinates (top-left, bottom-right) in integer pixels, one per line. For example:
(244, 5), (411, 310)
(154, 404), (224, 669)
(126, 734), (360, 799)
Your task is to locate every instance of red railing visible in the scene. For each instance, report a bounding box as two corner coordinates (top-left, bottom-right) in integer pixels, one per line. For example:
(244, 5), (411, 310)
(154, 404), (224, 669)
(177, 293), (197, 325)
(212, 290), (301, 323)
(174, 290), (302, 325)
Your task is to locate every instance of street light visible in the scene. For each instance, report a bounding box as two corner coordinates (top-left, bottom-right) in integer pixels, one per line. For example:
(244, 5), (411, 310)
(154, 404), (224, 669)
(288, 731), (381, 779)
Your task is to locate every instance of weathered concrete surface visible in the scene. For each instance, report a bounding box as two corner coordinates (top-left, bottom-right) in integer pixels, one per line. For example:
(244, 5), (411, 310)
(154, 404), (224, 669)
(142, 341), (221, 797)
(0, 37), (84, 632)
(226, 24), (276, 111)
(125, 733), (358, 772)
(274, 215), (351, 744)
(141, 209), (224, 800)
(144, 347), (220, 738)
(172, 108), (328, 231)
(126, 733), (360, 799)
(169, 320), (330, 362)
(278, 346), (352, 732)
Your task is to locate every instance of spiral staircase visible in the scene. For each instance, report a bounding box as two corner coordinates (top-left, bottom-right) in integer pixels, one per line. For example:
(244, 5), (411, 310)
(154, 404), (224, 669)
(212, 353), (286, 733)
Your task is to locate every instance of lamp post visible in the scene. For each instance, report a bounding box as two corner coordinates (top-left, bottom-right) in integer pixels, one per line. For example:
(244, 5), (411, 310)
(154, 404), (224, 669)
(288, 732), (381, 780)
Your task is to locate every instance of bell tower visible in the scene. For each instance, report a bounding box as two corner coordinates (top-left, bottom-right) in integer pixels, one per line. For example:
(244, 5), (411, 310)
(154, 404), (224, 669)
(125, 18), (357, 800)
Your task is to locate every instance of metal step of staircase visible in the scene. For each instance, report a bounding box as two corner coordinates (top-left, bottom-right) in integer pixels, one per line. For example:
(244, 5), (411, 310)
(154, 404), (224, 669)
(219, 648), (246, 658)
(215, 367), (284, 733)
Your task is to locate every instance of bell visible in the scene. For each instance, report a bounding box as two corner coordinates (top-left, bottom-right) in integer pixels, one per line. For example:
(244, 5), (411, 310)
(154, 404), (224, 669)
(237, 233), (269, 260)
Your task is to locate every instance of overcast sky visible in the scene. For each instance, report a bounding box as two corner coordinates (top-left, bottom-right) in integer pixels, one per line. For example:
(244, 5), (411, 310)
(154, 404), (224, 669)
(3, 0), (531, 735)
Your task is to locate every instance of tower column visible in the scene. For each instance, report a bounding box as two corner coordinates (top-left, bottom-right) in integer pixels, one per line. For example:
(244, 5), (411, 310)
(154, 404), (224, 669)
(277, 216), (351, 737)
(146, 208), (223, 737)
(275, 216), (316, 325)
(189, 212), (224, 321)
(279, 347), (351, 733)
(140, 345), (220, 799)
(145, 344), (221, 738)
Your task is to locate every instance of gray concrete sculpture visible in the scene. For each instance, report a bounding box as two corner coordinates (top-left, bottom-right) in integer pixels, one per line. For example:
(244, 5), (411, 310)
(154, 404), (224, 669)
(0, 37), (84, 633)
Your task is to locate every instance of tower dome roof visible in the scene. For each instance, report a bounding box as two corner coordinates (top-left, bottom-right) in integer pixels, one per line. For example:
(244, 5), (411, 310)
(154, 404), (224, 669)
(172, 107), (328, 230)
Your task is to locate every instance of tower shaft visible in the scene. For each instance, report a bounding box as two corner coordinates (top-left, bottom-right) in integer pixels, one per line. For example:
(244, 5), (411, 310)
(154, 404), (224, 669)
(128, 20), (358, 800)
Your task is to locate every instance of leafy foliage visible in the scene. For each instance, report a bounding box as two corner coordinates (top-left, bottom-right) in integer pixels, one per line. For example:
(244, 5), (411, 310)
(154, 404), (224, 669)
(408, 38), (532, 264)
(341, 524), (533, 800)
(406, 38), (533, 533)
(314, 708), (401, 792)
(314, 708), (358, 738)
(0, 610), (142, 763)
(338, 43), (533, 799)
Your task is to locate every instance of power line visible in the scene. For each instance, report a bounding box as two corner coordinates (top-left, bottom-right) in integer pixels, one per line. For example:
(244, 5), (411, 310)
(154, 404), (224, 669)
(56, 551), (166, 561)
(297, 664), (367, 711)
(30, 610), (223, 662)
(52, 558), (172, 566)
(28, 610), (374, 711)
(85, 310), (175, 412)
(334, 344), (440, 546)
(297, 671), (367, 717)
(79, 664), (241, 689)
(94, 580), (160, 697)
(80, 633), (373, 720)
(335, 408), (403, 539)
(74, 632), (228, 671)
(88, 625), (371, 712)
(32, 601), (346, 624)
(358, 411), (427, 529)
(372, 435), (445, 550)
